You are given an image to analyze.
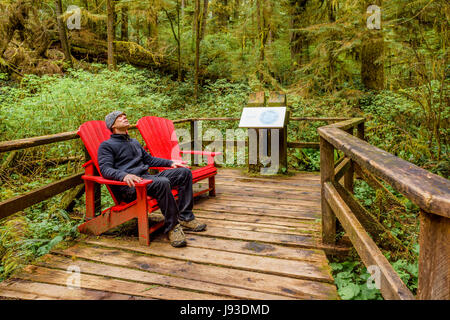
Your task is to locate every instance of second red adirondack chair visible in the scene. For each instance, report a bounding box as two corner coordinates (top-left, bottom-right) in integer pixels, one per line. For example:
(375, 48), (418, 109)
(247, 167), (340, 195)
(136, 116), (221, 197)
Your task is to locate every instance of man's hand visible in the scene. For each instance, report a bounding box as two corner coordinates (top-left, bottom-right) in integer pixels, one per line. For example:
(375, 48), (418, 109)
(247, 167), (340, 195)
(171, 160), (190, 169)
(123, 174), (143, 187)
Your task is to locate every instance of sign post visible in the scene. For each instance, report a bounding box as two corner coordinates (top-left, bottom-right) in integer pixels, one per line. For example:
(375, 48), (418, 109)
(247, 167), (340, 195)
(240, 92), (289, 175)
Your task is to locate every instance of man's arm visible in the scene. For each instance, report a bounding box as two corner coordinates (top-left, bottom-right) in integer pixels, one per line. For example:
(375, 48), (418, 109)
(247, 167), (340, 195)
(98, 143), (128, 181)
(139, 144), (174, 168)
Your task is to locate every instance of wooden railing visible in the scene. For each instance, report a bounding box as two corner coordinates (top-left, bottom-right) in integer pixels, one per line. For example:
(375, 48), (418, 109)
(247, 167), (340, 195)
(1, 116), (448, 300)
(319, 117), (450, 300)
(0, 116), (337, 220)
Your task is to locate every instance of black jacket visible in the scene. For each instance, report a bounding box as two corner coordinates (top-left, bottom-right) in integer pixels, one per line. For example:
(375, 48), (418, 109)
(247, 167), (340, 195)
(98, 133), (173, 181)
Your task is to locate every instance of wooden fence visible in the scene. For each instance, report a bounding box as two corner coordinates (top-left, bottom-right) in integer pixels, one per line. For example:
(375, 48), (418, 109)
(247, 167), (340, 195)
(319, 118), (449, 300)
(0, 116), (449, 300)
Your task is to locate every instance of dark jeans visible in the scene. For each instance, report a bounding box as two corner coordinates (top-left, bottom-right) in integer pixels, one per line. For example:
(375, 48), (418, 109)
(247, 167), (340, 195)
(115, 167), (195, 234)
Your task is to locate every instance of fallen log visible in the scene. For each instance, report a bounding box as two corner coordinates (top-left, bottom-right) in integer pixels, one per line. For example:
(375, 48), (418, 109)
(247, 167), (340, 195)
(68, 31), (194, 78)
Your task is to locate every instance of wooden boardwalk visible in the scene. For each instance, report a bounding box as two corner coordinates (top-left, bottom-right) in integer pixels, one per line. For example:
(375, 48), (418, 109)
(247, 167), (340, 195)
(0, 168), (338, 300)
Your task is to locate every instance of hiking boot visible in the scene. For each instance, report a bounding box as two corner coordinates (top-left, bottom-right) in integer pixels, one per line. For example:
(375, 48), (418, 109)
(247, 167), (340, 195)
(168, 224), (187, 247)
(148, 212), (165, 223)
(179, 218), (207, 232)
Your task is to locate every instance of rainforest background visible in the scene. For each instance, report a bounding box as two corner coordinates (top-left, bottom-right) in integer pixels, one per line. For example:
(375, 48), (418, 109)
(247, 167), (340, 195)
(0, 0), (448, 300)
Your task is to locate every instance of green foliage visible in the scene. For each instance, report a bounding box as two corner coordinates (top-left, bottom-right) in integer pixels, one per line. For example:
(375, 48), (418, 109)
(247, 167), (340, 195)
(360, 84), (449, 176)
(0, 64), (251, 142)
(0, 202), (80, 281)
(330, 260), (383, 300)
(389, 257), (419, 293)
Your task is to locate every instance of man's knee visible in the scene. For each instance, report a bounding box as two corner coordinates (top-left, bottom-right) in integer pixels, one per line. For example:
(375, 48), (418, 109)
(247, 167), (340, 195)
(150, 177), (171, 189)
(179, 167), (192, 178)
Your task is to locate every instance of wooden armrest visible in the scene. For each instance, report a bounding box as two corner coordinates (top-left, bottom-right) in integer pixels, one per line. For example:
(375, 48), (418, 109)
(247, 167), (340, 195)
(148, 167), (173, 171)
(180, 151), (222, 156)
(82, 175), (153, 187)
(180, 151), (220, 165)
(82, 160), (94, 168)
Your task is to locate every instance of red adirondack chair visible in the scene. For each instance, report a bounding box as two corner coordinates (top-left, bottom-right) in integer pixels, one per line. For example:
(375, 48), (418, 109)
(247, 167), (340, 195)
(77, 120), (177, 245)
(136, 116), (221, 197)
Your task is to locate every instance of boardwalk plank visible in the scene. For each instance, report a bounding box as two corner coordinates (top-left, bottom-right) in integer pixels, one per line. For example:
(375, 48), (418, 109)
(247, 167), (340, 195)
(35, 254), (294, 300)
(53, 242), (337, 299)
(0, 278), (145, 300)
(209, 181), (321, 192)
(193, 204), (321, 220)
(83, 239), (332, 282)
(213, 185), (321, 199)
(195, 195), (321, 210)
(197, 218), (321, 236)
(15, 265), (230, 300)
(0, 168), (338, 300)
(216, 176), (321, 187)
(193, 210), (320, 228)
(169, 234), (327, 262)
(183, 225), (319, 248)
(195, 197), (320, 212)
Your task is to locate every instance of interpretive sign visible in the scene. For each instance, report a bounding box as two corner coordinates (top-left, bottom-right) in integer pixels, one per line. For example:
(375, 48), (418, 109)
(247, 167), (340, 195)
(239, 107), (287, 129)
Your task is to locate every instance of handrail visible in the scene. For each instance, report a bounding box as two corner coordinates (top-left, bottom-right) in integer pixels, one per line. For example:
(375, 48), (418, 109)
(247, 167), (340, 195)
(0, 116), (333, 219)
(318, 124), (450, 218)
(318, 117), (450, 300)
(1, 114), (448, 300)
(0, 116), (344, 154)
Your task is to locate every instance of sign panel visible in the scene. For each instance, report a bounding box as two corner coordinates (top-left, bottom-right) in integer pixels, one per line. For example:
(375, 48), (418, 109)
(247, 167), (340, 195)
(239, 107), (287, 128)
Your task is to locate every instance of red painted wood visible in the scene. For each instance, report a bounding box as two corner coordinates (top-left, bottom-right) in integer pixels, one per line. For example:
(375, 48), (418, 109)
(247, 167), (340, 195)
(76, 121), (171, 245)
(136, 116), (220, 196)
(136, 186), (150, 246)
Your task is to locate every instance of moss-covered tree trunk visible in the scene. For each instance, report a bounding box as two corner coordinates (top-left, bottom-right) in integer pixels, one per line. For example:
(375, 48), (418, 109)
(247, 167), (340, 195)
(55, 0), (72, 67)
(106, 0), (115, 70)
(194, 0), (201, 100)
(121, 4), (129, 41)
(361, 0), (384, 90)
(289, 0), (308, 66)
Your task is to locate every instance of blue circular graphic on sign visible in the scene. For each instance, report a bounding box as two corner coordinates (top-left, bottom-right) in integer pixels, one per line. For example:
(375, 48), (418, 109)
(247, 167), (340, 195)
(259, 110), (279, 125)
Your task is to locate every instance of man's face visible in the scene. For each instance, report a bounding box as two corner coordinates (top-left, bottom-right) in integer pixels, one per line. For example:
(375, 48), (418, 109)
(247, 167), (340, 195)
(112, 113), (130, 131)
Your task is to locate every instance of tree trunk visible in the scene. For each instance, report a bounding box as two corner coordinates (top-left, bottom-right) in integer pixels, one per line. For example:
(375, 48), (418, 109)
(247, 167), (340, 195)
(55, 0), (72, 67)
(81, 0), (88, 10)
(106, 0), (115, 69)
(327, 0), (337, 90)
(200, 0), (209, 40)
(177, 0), (182, 81)
(121, 5), (129, 41)
(256, 0), (263, 62)
(194, 0), (201, 100)
(233, 0), (240, 21)
(361, 0), (384, 90)
(218, 0), (229, 28)
(289, 0), (308, 66)
(147, 11), (159, 48)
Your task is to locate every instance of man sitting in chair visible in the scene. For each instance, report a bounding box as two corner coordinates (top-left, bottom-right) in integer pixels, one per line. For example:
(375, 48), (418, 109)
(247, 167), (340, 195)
(98, 111), (207, 248)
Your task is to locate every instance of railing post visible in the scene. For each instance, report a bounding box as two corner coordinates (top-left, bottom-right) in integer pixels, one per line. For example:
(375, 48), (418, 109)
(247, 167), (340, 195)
(320, 136), (336, 244)
(357, 121), (365, 141)
(418, 210), (450, 300)
(190, 120), (195, 165)
(344, 128), (354, 193)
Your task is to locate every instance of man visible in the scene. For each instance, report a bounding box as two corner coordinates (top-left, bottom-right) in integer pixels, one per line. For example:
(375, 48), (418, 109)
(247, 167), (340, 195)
(98, 111), (207, 248)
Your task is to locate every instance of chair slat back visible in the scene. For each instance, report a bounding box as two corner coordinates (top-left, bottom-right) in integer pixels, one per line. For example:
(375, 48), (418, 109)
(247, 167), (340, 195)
(136, 116), (182, 161)
(77, 121), (119, 204)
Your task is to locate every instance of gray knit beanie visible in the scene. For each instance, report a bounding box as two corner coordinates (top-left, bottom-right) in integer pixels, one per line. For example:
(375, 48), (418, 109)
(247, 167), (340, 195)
(105, 111), (124, 131)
